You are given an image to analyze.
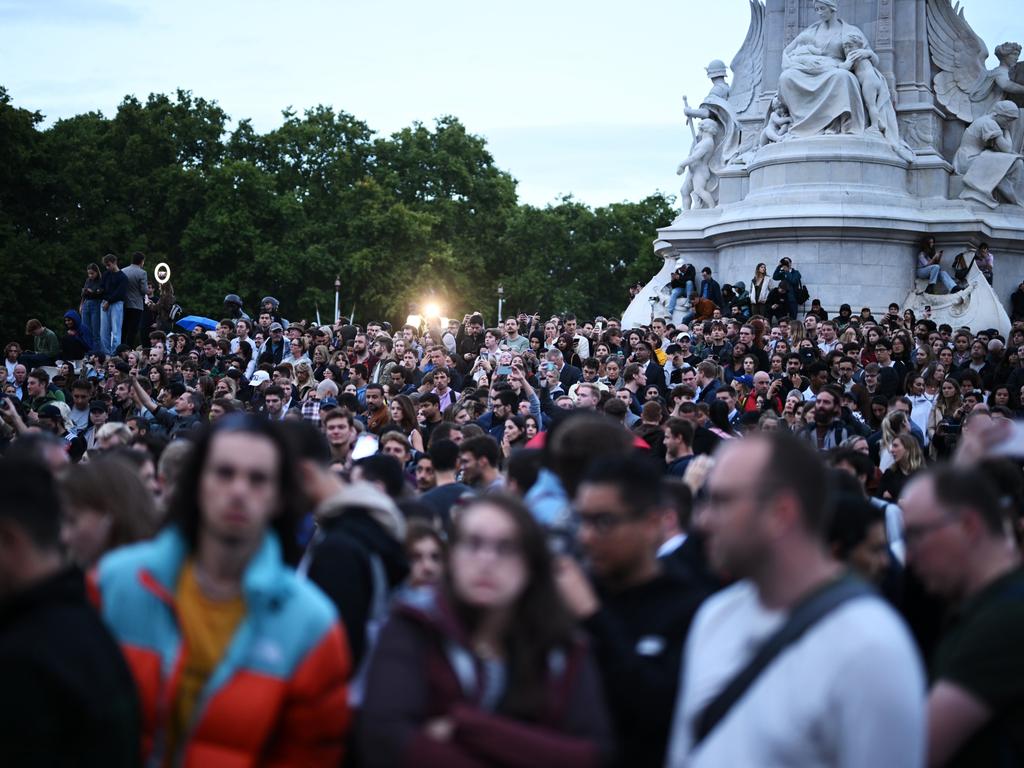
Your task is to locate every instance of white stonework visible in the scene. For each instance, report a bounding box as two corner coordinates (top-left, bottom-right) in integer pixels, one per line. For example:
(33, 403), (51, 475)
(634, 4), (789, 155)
(622, 0), (1024, 330)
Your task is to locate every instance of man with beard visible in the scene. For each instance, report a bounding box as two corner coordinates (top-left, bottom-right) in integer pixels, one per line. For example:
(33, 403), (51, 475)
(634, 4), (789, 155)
(800, 385), (851, 450)
(456, 313), (487, 360)
(358, 383), (393, 436)
(350, 334), (371, 368)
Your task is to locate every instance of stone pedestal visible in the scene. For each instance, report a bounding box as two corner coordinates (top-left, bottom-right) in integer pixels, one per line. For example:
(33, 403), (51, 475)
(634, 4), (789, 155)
(622, 135), (1024, 329)
(621, 0), (1024, 331)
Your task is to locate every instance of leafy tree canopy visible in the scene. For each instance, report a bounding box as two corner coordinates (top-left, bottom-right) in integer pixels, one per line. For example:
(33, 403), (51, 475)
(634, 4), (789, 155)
(0, 86), (673, 344)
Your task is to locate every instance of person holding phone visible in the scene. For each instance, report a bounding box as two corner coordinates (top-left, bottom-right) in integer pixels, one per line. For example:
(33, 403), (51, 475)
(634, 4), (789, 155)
(916, 236), (960, 294)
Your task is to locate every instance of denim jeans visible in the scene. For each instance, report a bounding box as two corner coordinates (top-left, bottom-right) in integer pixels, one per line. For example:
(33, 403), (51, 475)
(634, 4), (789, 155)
(916, 264), (956, 292)
(667, 280), (695, 316)
(100, 301), (124, 355)
(82, 299), (101, 350)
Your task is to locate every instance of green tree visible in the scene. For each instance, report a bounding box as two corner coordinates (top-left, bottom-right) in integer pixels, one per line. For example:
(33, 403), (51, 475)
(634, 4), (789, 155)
(0, 86), (674, 348)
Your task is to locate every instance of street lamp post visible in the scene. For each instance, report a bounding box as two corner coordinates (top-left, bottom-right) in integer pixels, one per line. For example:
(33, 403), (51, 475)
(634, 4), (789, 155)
(497, 285), (505, 324)
(334, 276), (341, 324)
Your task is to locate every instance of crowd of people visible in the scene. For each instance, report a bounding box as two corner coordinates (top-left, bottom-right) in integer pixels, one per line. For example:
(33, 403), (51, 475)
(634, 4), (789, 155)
(2, 250), (1024, 767)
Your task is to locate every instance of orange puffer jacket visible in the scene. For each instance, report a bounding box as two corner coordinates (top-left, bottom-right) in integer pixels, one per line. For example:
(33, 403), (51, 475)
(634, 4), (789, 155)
(97, 528), (352, 767)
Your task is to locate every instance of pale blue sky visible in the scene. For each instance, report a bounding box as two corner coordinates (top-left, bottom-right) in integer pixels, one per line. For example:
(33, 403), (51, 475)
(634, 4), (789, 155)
(1, 0), (1007, 206)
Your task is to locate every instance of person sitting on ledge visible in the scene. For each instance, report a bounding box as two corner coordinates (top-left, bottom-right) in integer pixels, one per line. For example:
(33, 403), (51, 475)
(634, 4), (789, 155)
(916, 237), (960, 295)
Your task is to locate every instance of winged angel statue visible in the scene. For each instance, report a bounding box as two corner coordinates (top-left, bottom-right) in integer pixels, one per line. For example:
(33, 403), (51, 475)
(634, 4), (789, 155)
(928, 0), (1024, 206)
(927, 0), (1024, 123)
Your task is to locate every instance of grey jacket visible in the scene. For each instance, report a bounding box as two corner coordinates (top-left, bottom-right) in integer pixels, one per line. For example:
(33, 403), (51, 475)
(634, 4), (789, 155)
(120, 264), (148, 310)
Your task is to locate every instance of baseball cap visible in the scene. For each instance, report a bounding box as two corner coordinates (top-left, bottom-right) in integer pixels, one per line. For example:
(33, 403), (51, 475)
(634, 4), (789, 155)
(88, 400), (108, 413)
(269, 322), (284, 332)
(38, 404), (62, 421)
(249, 370), (271, 386)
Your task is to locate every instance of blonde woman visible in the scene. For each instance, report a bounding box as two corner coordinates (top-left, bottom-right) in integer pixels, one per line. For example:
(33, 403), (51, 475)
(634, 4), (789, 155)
(878, 433), (924, 500)
(294, 361), (315, 400)
(839, 327), (859, 346)
(878, 410), (910, 472)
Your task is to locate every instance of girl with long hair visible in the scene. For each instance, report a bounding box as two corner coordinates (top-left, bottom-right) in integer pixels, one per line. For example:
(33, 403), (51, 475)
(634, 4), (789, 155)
(389, 394), (425, 453)
(877, 434), (924, 501)
(80, 262), (105, 345)
(501, 415), (528, 462)
(750, 262), (771, 317)
(358, 495), (612, 766)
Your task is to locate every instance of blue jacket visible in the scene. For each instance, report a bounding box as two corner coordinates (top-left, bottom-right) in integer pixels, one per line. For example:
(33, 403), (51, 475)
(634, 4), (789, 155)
(97, 527), (352, 767)
(772, 266), (803, 299)
(63, 309), (95, 353)
(699, 277), (722, 307)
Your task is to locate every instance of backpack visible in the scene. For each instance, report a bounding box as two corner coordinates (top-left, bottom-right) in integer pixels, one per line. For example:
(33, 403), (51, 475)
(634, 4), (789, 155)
(952, 252), (974, 282)
(297, 533), (393, 707)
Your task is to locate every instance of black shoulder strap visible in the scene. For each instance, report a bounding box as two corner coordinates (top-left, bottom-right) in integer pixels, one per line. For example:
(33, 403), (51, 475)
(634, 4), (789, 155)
(692, 574), (872, 748)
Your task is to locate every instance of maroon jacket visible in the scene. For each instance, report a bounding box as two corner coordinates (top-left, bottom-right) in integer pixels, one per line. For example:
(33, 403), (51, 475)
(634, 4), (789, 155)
(357, 588), (613, 768)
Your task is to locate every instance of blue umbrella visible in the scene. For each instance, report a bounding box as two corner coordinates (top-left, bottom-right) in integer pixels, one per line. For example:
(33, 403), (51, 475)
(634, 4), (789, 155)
(175, 315), (219, 332)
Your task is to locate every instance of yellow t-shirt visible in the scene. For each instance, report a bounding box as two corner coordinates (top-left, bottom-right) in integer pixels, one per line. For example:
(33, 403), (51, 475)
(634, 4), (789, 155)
(167, 560), (246, 758)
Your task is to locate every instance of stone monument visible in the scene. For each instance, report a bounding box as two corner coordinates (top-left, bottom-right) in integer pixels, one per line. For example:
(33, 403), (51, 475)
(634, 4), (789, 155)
(622, 0), (1024, 333)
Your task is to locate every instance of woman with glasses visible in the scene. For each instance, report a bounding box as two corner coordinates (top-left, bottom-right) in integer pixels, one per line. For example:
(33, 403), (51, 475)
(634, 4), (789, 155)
(282, 337), (311, 368)
(358, 495), (611, 767)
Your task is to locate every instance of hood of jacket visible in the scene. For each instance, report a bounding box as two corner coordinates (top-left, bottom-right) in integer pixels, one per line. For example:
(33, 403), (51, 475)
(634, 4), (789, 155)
(315, 481), (406, 541)
(64, 309), (95, 351)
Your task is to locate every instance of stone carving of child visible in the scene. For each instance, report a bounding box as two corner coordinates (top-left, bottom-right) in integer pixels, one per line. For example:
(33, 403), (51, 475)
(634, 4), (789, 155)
(759, 96), (793, 146)
(841, 32), (914, 160)
(677, 119), (721, 210)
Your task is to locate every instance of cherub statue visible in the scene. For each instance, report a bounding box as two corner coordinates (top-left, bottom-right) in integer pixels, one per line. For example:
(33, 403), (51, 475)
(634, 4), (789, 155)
(839, 31), (915, 161)
(677, 120), (721, 210)
(758, 96), (793, 146)
(840, 33), (887, 133)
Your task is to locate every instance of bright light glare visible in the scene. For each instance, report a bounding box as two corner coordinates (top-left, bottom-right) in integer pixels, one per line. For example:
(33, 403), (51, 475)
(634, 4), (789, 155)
(424, 302), (442, 318)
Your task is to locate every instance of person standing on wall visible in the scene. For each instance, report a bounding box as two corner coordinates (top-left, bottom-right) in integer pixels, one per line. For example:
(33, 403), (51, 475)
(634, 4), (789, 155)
(99, 253), (127, 356)
(772, 258), (804, 321)
(120, 251), (148, 349)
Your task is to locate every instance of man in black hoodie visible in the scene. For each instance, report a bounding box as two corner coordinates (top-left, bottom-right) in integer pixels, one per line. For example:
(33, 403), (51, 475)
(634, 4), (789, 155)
(556, 454), (708, 767)
(289, 423), (409, 669)
(0, 459), (140, 766)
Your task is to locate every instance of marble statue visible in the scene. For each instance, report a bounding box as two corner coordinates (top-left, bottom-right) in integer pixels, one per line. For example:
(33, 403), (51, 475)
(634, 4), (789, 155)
(927, 0), (1024, 122)
(677, 120), (721, 209)
(903, 262), (1011, 337)
(758, 96), (792, 146)
(777, 0), (868, 137)
(682, 60), (742, 177)
(954, 100), (1024, 208)
(840, 32), (915, 161)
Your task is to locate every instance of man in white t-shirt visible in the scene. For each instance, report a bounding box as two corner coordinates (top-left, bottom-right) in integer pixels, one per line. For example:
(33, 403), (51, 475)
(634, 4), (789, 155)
(665, 432), (925, 767)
